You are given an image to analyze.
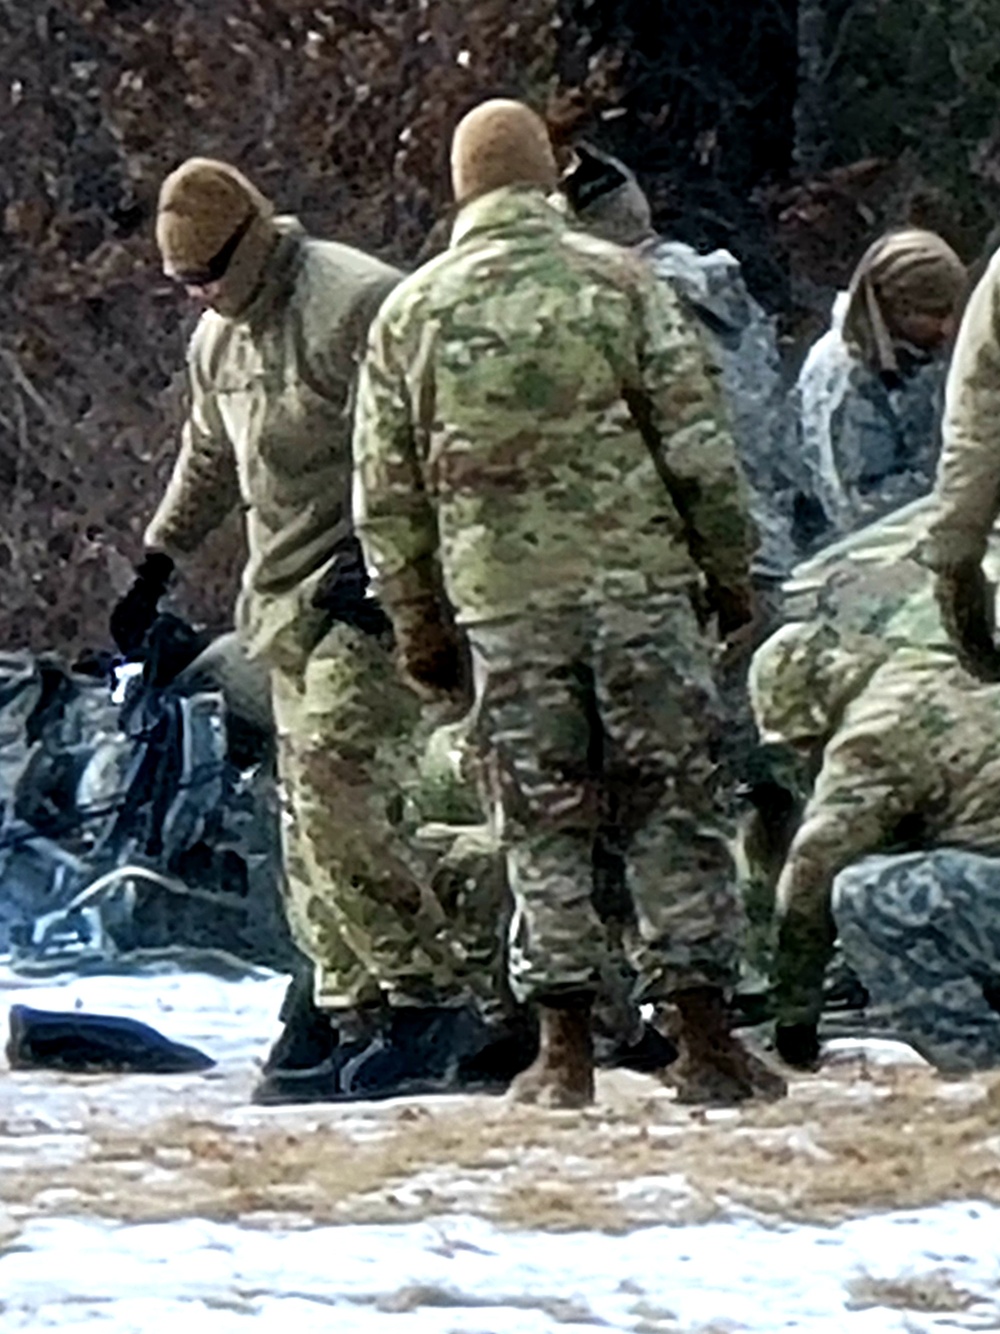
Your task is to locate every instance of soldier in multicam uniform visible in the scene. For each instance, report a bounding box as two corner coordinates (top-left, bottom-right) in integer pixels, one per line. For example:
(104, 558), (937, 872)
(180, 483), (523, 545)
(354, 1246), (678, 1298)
(750, 619), (1000, 1072)
(792, 229), (966, 552)
(353, 98), (786, 1108)
(137, 158), (508, 1103)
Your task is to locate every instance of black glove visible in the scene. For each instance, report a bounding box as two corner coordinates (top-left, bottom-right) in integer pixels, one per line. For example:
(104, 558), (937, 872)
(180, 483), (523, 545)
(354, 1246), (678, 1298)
(774, 1022), (820, 1070)
(393, 597), (472, 712)
(706, 578), (755, 639)
(311, 539), (369, 617)
(311, 539), (392, 638)
(110, 552), (175, 656)
(402, 621), (472, 704)
(935, 558), (1000, 682)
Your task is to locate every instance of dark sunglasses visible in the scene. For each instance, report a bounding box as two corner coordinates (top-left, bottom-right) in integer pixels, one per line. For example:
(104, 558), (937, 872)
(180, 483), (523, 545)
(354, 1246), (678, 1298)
(172, 211), (255, 287)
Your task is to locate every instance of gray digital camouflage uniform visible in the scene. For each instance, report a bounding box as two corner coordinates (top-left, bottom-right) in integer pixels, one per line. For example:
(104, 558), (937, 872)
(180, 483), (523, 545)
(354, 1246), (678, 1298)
(147, 220), (496, 1011)
(834, 850), (1000, 1072)
(354, 184), (755, 1006)
(750, 622), (1000, 1069)
(640, 238), (794, 581)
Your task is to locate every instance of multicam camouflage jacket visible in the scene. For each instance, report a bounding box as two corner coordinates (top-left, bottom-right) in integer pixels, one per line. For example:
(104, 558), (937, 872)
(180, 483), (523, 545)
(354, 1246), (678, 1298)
(352, 186), (756, 627)
(146, 220), (400, 671)
(752, 632), (1000, 1025)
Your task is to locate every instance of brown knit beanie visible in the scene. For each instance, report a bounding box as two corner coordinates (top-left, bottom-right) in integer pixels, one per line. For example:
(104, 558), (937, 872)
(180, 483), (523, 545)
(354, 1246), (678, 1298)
(450, 99), (558, 204)
(156, 158), (279, 318)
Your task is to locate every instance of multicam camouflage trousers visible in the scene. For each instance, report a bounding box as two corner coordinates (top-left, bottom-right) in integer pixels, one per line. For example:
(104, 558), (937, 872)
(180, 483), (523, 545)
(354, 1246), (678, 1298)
(271, 621), (502, 1013)
(833, 849), (1000, 1072)
(467, 593), (742, 1006)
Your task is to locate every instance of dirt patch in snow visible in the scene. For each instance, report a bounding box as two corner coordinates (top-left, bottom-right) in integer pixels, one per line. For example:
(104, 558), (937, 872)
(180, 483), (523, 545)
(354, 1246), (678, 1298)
(5, 1057), (1000, 1234)
(845, 1269), (980, 1314)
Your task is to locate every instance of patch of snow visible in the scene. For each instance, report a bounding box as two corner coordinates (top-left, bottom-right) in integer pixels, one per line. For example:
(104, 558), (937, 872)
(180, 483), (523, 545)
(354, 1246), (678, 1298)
(933, 1082), (987, 1105)
(2, 1205), (1000, 1332)
(0, 1131), (90, 1172)
(3, 962), (1000, 1332)
(822, 1038), (932, 1068)
(0, 962), (291, 1174)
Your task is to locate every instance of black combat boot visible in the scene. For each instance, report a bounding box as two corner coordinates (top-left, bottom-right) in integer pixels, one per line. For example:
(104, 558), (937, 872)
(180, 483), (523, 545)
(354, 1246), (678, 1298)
(251, 1012), (377, 1106)
(253, 1003), (530, 1105)
(601, 1023), (678, 1074)
(259, 965), (340, 1075)
(252, 963), (378, 1105)
(339, 1004), (512, 1100)
(455, 1006), (539, 1087)
(251, 1045), (370, 1105)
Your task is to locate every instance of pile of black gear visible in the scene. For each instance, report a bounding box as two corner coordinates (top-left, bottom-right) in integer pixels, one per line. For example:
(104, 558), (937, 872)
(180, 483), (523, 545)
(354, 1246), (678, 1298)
(0, 557), (294, 974)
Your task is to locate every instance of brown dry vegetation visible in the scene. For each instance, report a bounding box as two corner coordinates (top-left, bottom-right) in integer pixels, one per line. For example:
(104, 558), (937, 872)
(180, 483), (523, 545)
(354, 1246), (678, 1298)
(6, 1060), (1000, 1236)
(0, 0), (741, 653)
(8, 0), (998, 655)
(0, 0), (581, 654)
(845, 1269), (978, 1314)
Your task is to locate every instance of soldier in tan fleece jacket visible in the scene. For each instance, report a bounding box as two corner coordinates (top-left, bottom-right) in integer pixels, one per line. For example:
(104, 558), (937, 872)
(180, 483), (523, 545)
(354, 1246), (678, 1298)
(922, 249), (1000, 676)
(140, 157), (506, 1104)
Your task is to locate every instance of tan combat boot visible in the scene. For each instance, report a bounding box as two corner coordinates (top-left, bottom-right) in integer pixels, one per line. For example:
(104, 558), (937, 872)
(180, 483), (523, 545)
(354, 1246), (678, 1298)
(507, 999), (595, 1109)
(667, 986), (787, 1105)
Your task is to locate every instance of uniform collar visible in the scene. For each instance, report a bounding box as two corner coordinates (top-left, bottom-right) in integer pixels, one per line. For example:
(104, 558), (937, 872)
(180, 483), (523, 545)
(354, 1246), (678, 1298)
(230, 216), (306, 326)
(450, 186), (566, 247)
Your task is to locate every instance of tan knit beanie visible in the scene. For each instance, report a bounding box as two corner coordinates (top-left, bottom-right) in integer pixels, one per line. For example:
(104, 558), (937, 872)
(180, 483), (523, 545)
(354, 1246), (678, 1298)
(749, 621), (889, 745)
(156, 157), (279, 317)
(450, 99), (558, 204)
(842, 228), (967, 372)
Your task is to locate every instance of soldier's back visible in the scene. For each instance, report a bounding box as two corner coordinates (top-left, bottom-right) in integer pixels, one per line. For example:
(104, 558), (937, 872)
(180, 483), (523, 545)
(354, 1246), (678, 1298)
(839, 650), (1000, 853)
(375, 189), (704, 625)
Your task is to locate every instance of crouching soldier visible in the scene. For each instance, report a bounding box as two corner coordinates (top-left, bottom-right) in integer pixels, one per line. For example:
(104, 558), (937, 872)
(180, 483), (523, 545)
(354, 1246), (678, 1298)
(132, 158), (510, 1102)
(750, 619), (1000, 1072)
(353, 99), (785, 1108)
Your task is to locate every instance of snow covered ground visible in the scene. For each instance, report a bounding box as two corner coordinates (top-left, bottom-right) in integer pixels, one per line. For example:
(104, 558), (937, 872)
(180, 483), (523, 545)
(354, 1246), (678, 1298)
(2, 962), (1000, 1332)
(5, 1203), (1000, 1332)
